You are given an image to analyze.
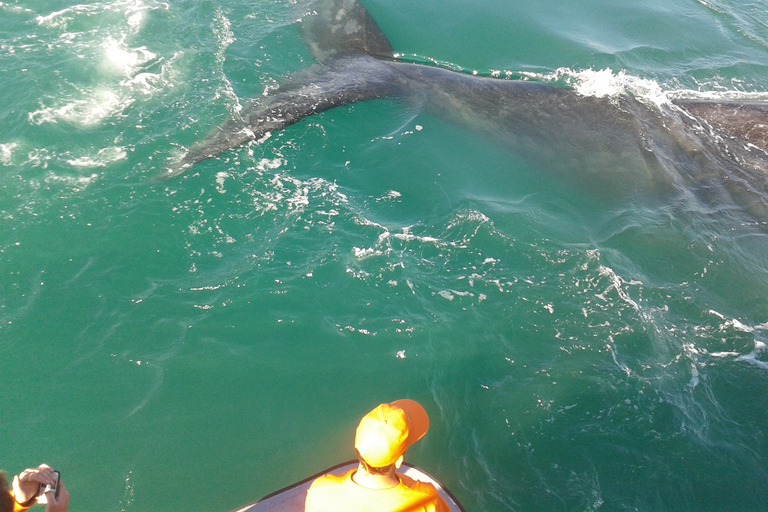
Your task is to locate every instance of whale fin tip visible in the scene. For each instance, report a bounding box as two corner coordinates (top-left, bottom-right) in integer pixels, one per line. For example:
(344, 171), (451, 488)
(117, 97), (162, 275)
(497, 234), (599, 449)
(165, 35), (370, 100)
(300, 0), (394, 64)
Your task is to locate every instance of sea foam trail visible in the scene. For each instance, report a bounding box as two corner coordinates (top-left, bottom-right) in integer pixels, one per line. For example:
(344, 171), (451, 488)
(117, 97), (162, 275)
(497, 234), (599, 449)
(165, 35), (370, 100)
(28, 0), (174, 128)
(532, 67), (768, 107)
(0, 142), (17, 165)
(9, 0), (184, 194)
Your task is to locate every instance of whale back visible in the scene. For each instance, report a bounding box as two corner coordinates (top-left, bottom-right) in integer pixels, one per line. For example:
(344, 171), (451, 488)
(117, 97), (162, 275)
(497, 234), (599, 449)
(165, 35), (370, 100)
(674, 101), (768, 157)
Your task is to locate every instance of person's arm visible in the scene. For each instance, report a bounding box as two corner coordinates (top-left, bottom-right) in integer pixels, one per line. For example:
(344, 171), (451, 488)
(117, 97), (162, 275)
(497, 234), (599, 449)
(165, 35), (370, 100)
(9, 488), (35, 512)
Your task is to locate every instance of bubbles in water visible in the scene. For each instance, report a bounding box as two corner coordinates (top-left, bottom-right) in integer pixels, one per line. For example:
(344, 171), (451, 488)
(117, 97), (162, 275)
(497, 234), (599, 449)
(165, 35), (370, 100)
(66, 147), (127, 168)
(0, 142), (18, 165)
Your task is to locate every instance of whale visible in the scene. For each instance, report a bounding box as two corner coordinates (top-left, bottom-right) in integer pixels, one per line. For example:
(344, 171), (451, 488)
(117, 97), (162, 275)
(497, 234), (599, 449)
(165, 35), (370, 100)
(165, 0), (768, 222)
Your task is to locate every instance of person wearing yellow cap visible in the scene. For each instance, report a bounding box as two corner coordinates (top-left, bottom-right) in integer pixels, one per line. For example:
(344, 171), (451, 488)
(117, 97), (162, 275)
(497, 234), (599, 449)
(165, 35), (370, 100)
(304, 399), (450, 512)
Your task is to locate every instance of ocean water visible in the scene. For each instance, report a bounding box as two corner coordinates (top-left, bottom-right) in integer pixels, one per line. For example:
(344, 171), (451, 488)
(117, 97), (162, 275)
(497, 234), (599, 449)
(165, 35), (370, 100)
(2, 0), (768, 511)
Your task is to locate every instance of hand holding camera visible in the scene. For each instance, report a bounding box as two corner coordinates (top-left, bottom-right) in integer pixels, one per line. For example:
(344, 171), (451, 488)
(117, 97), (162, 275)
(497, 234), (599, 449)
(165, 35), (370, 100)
(12, 464), (69, 511)
(36, 469), (59, 505)
(40, 479), (69, 512)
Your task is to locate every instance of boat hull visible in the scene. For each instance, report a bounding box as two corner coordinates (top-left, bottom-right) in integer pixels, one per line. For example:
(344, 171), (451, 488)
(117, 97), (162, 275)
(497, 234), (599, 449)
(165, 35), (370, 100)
(231, 461), (466, 512)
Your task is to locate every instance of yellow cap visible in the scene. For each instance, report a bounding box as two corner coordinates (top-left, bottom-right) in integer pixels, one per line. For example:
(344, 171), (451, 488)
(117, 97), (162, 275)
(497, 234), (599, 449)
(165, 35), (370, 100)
(354, 399), (430, 468)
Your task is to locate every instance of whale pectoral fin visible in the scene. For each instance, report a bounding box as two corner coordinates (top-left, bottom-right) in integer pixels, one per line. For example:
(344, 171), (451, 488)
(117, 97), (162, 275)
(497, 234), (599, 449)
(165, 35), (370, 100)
(300, 0), (394, 64)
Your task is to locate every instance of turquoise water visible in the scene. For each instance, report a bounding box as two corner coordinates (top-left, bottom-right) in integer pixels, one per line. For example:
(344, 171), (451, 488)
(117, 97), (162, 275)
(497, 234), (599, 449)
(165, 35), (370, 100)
(3, 0), (768, 510)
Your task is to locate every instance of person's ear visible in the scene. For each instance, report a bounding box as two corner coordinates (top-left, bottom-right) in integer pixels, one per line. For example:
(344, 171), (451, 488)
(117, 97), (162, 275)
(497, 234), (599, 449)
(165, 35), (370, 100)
(395, 455), (404, 469)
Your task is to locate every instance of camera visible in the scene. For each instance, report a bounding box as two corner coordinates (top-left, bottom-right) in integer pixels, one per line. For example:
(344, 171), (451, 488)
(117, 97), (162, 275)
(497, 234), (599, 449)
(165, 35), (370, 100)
(36, 470), (60, 505)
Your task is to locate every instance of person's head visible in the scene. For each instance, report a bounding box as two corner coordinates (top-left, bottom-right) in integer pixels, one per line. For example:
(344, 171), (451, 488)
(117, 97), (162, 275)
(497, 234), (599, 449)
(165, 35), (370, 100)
(354, 399), (430, 473)
(0, 471), (14, 512)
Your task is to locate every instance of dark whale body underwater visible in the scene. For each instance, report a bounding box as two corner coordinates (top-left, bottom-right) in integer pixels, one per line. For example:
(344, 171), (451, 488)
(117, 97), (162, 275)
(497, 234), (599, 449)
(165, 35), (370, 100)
(167, 0), (768, 223)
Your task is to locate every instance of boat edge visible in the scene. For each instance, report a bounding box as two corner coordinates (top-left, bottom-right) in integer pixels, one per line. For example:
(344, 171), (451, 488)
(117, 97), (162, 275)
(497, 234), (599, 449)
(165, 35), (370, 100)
(229, 461), (466, 512)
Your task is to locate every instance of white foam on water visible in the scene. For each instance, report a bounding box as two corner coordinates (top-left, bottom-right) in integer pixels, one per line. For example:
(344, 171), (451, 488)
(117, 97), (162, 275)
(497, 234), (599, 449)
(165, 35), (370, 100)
(36, 0), (168, 32)
(375, 190), (401, 203)
(709, 351), (742, 358)
(392, 227), (440, 244)
(29, 0), (176, 128)
(0, 143), (18, 166)
(44, 171), (99, 190)
(540, 67), (768, 108)
(524, 66), (767, 113)
(438, 290), (455, 301)
(120, 57), (180, 96)
(353, 246), (385, 259)
(736, 340), (768, 370)
(212, 8), (243, 119)
(595, 265), (641, 311)
(695, 314), (768, 370)
(238, 164), (350, 222)
(213, 8), (235, 63)
(540, 67), (671, 108)
(101, 37), (157, 77)
(25, 148), (54, 169)
(36, 4), (103, 30)
(668, 88), (768, 102)
(29, 88), (134, 127)
(254, 157), (283, 172)
(606, 338), (631, 376)
(0, 2), (33, 14)
(66, 147), (127, 168)
(707, 309), (756, 333)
